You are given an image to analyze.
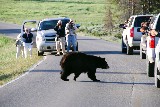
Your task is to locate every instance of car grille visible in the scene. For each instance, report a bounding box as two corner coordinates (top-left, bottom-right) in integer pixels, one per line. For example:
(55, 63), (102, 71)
(46, 38), (55, 41)
(45, 35), (56, 37)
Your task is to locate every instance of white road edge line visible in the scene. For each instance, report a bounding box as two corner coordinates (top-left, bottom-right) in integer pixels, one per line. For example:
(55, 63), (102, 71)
(0, 56), (47, 89)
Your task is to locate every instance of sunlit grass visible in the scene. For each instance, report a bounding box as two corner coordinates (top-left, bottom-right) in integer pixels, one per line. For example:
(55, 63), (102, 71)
(0, 35), (42, 85)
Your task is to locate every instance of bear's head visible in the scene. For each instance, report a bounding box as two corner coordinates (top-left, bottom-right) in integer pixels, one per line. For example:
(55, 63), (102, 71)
(97, 57), (109, 69)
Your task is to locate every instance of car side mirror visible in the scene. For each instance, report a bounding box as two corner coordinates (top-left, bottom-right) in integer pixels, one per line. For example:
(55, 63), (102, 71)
(76, 24), (80, 28)
(119, 24), (126, 29)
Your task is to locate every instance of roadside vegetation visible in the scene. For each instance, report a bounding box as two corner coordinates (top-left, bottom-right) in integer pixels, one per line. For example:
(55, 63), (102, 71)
(0, 35), (42, 85)
(0, 0), (122, 42)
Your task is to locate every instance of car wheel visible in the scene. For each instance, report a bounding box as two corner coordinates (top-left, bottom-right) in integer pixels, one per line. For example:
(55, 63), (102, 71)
(122, 38), (127, 53)
(37, 51), (44, 56)
(126, 44), (133, 55)
(140, 45), (146, 59)
(76, 42), (78, 51)
(155, 63), (160, 88)
(147, 59), (155, 77)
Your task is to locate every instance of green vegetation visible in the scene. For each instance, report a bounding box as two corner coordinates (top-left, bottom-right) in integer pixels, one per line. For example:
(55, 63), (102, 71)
(0, 35), (42, 85)
(0, 0), (121, 42)
(0, 0), (121, 85)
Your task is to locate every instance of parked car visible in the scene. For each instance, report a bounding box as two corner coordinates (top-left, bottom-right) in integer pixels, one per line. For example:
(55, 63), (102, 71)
(36, 17), (79, 56)
(119, 15), (153, 55)
(144, 13), (160, 88)
(140, 16), (156, 59)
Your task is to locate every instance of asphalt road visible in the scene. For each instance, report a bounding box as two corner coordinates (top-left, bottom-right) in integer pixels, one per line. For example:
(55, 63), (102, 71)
(0, 22), (160, 107)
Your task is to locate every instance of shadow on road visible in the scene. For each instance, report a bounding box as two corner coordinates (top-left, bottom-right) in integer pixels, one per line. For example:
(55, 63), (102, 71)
(82, 50), (140, 55)
(82, 51), (122, 55)
(77, 38), (100, 41)
(80, 81), (154, 86)
(97, 71), (147, 75)
(31, 70), (61, 73)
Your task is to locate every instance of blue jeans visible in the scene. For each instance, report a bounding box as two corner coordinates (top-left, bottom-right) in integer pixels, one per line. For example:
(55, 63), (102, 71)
(66, 35), (76, 52)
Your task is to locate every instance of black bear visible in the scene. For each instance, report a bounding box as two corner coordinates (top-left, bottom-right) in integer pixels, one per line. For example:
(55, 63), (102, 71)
(60, 52), (109, 81)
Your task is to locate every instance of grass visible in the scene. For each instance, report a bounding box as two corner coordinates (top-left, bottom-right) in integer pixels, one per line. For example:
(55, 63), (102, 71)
(0, 35), (42, 85)
(0, 0), (122, 85)
(0, 0), (105, 26)
(0, 0), (122, 42)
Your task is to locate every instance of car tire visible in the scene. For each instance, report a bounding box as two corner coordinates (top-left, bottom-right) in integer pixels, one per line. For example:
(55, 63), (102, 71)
(122, 38), (127, 53)
(126, 44), (133, 55)
(76, 42), (78, 51)
(37, 51), (44, 56)
(140, 45), (146, 59)
(155, 63), (160, 88)
(147, 59), (155, 77)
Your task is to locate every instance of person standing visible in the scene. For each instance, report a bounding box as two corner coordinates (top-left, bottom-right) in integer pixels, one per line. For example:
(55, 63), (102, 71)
(16, 33), (24, 58)
(54, 20), (66, 56)
(22, 28), (33, 58)
(65, 19), (77, 52)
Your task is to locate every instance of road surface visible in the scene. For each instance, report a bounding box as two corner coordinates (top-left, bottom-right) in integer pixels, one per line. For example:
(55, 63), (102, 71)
(0, 22), (160, 107)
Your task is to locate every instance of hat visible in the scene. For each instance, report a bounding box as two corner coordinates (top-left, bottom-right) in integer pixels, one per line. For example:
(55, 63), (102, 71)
(58, 20), (62, 24)
(70, 19), (73, 23)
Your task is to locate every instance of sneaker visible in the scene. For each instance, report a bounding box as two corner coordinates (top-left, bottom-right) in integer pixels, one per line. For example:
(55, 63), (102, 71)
(55, 54), (60, 56)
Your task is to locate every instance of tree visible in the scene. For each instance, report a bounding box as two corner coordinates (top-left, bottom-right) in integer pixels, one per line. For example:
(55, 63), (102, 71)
(104, 6), (114, 32)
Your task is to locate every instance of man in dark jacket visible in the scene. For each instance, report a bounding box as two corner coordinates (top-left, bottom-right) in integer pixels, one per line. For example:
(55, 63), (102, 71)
(22, 28), (33, 58)
(54, 20), (66, 56)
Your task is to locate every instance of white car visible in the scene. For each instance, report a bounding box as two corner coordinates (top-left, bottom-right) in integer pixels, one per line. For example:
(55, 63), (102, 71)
(120, 15), (153, 55)
(36, 17), (79, 56)
(145, 13), (160, 88)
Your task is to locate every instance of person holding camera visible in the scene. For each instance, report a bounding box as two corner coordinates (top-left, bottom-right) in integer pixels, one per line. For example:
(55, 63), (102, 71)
(54, 20), (66, 56)
(65, 19), (77, 52)
(22, 28), (34, 58)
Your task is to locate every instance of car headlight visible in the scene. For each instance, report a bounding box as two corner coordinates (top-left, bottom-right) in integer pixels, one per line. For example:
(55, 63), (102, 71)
(37, 35), (45, 42)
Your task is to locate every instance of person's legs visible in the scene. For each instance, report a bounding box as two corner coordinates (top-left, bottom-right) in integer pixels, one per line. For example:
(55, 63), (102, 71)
(24, 45), (28, 58)
(67, 35), (71, 53)
(56, 40), (61, 55)
(28, 44), (33, 57)
(71, 35), (76, 51)
(16, 45), (20, 58)
(60, 37), (66, 54)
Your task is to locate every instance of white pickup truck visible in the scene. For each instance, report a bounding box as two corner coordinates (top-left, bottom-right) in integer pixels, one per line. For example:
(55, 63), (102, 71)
(144, 13), (160, 88)
(120, 15), (153, 55)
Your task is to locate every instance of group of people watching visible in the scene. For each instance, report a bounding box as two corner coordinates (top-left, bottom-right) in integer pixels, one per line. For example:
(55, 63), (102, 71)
(54, 19), (77, 56)
(16, 19), (77, 58)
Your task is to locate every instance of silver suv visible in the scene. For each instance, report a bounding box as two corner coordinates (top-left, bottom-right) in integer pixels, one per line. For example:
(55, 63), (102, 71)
(36, 17), (79, 56)
(36, 17), (69, 56)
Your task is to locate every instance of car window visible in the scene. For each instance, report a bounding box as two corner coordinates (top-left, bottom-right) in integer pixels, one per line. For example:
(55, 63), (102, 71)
(156, 17), (160, 31)
(62, 19), (70, 27)
(134, 16), (152, 27)
(38, 20), (57, 30)
(38, 19), (70, 31)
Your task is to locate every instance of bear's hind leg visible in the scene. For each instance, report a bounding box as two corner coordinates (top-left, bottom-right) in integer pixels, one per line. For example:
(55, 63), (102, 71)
(87, 71), (100, 82)
(73, 73), (81, 81)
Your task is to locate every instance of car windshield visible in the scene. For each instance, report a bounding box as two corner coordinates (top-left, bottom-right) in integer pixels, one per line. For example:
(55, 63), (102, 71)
(134, 16), (153, 27)
(38, 19), (70, 31)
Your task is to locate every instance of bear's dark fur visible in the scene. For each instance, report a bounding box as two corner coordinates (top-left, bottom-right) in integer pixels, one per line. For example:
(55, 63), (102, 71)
(60, 52), (109, 81)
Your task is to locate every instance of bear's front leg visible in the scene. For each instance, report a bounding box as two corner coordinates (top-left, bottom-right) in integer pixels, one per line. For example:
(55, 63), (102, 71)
(61, 71), (70, 81)
(87, 71), (100, 82)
